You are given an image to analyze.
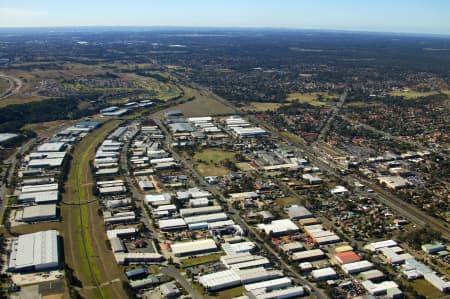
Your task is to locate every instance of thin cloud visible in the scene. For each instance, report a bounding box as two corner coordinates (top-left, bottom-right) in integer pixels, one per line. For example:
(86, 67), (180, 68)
(0, 7), (47, 18)
(0, 7), (48, 27)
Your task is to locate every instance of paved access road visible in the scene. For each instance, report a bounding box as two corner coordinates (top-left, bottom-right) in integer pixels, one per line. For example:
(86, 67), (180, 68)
(161, 266), (203, 299)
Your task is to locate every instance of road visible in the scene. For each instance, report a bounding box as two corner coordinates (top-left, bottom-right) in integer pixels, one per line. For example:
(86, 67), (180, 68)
(155, 118), (328, 299)
(118, 126), (161, 243)
(161, 266), (203, 299)
(314, 90), (347, 145)
(0, 73), (22, 100)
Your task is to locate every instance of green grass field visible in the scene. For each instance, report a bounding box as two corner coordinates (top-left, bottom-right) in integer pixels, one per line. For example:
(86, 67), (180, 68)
(280, 132), (306, 145)
(390, 90), (438, 99)
(242, 102), (283, 112)
(236, 162), (254, 171)
(180, 253), (222, 267)
(287, 92), (338, 106)
(275, 197), (300, 207)
(194, 284), (245, 299)
(0, 77), (10, 95)
(152, 85), (237, 118)
(410, 279), (445, 299)
(194, 149), (236, 162)
(194, 149), (237, 176)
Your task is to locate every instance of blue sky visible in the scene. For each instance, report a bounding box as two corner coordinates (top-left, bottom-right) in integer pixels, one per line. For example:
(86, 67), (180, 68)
(0, 0), (449, 35)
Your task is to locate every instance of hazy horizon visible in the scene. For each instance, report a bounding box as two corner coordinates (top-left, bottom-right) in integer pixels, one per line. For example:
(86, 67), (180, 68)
(1, 0), (449, 36)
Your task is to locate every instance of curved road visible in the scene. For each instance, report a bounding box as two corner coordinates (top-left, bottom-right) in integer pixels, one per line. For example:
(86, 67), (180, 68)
(0, 73), (22, 100)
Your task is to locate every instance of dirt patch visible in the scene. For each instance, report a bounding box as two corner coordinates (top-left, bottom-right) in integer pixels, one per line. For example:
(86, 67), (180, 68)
(152, 86), (236, 118)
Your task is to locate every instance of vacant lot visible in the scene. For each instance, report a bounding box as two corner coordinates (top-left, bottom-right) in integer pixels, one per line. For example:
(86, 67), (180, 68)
(0, 77), (10, 95)
(153, 86), (236, 118)
(194, 149), (237, 176)
(410, 279), (444, 299)
(241, 102), (283, 112)
(280, 131), (306, 145)
(236, 162), (254, 172)
(287, 92), (338, 106)
(23, 120), (78, 136)
(390, 89), (450, 99)
(194, 284), (245, 299)
(62, 120), (126, 299)
(275, 197), (300, 207)
(180, 253), (222, 268)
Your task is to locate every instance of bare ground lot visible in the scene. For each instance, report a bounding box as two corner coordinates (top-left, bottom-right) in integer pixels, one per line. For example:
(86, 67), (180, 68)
(193, 149), (237, 176)
(152, 86), (236, 118)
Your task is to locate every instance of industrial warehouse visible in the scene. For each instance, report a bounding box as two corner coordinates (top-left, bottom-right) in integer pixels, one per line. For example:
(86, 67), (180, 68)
(8, 230), (61, 272)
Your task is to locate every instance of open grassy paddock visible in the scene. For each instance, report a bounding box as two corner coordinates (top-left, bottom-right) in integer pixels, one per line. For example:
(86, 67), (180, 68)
(62, 119), (126, 299)
(286, 92), (338, 106)
(389, 89), (450, 99)
(236, 162), (254, 172)
(23, 120), (78, 136)
(280, 132), (306, 145)
(152, 85), (236, 118)
(180, 253), (222, 268)
(241, 102), (283, 112)
(410, 279), (444, 299)
(193, 284), (246, 299)
(0, 77), (10, 95)
(194, 149), (237, 176)
(275, 196), (300, 207)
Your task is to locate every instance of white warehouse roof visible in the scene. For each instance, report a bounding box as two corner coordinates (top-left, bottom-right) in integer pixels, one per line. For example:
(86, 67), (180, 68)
(18, 190), (59, 204)
(159, 218), (187, 230)
(183, 212), (228, 224)
(251, 286), (305, 299)
(21, 204), (57, 222)
(21, 184), (58, 193)
(179, 206), (222, 217)
(364, 240), (398, 252)
(199, 269), (241, 291)
(171, 239), (217, 256)
(222, 242), (256, 255)
(9, 230), (59, 272)
(257, 219), (299, 235)
(244, 277), (292, 292)
(341, 260), (374, 274)
(37, 142), (66, 152)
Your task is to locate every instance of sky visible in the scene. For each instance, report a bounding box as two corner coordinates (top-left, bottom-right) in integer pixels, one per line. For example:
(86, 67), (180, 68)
(0, 0), (449, 35)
